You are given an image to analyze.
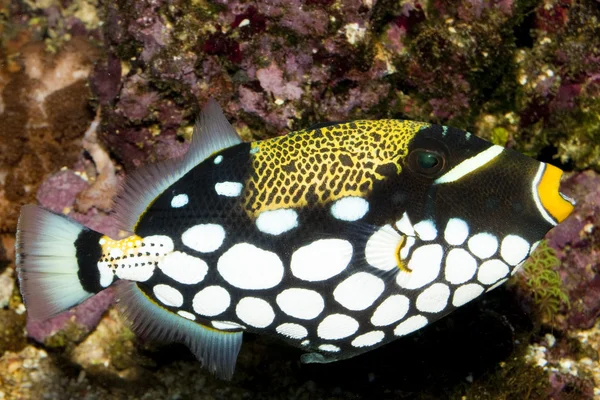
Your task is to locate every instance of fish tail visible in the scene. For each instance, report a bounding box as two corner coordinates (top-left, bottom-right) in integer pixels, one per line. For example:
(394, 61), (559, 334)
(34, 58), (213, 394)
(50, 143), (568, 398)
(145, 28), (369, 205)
(16, 205), (105, 320)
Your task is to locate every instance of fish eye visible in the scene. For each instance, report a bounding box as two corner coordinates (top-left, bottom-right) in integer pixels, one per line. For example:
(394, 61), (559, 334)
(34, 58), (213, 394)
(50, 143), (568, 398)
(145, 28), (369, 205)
(407, 149), (445, 176)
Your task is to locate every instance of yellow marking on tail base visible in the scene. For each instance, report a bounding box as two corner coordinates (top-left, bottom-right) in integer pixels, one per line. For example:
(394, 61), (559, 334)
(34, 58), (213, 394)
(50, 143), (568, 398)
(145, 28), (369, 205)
(100, 235), (144, 254)
(99, 234), (144, 270)
(243, 120), (429, 217)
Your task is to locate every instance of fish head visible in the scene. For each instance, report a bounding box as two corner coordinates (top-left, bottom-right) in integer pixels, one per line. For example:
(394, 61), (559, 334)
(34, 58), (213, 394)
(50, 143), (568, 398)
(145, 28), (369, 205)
(389, 124), (574, 286)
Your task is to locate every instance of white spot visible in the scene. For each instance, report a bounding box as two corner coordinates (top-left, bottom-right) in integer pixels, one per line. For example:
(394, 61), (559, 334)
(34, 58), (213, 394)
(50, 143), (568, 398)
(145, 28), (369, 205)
(444, 248), (477, 284)
(333, 272), (385, 311)
(171, 194), (189, 208)
(215, 181), (243, 197)
(212, 321), (245, 330)
(444, 218), (469, 246)
(435, 145), (504, 184)
(214, 155), (223, 164)
(330, 196), (369, 221)
(291, 239), (352, 281)
(256, 209), (298, 235)
(112, 236), (172, 282)
(236, 297), (275, 328)
(218, 243), (284, 289)
(413, 220), (437, 241)
(181, 224), (226, 253)
(396, 244), (443, 289)
(317, 314), (359, 340)
(276, 323), (308, 339)
(416, 283), (450, 313)
(192, 286), (231, 317)
(452, 283), (485, 307)
(109, 248), (123, 258)
(477, 259), (510, 285)
(400, 236), (416, 260)
(351, 331), (385, 348)
(276, 288), (324, 320)
(531, 164), (559, 226)
(394, 315), (428, 336)
(144, 235), (175, 251)
(468, 232), (498, 259)
(486, 278), (509, 292)
(319, 344), (341, 352)
(530, 240), (541, 254)
(97, 263), (114, 287)
(500, 235), (530, 266)
(115, 262), (155, 282)
(370, 295), (410, 326)
(153, 284), (183, 307)
(395, 212), (415, 236)
(301, 339), (310, 346)
(365, 225), (402, 271)
(158, 251), (208, 284)
(178, 310), (196, 321)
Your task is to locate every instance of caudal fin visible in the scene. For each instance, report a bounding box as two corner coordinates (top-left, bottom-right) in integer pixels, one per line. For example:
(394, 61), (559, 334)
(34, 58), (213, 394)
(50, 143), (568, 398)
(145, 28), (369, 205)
(16, 205), (97, 320)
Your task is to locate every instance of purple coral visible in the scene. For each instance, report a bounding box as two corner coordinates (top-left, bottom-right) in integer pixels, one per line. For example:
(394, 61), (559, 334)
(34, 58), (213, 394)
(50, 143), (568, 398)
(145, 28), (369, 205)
(547, 171), (600, 330)
(26, 289), (115, 344)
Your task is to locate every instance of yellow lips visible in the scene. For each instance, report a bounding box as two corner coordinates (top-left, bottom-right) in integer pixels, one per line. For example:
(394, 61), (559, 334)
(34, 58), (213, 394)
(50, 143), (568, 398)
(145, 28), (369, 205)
(537, 164), (574, 223)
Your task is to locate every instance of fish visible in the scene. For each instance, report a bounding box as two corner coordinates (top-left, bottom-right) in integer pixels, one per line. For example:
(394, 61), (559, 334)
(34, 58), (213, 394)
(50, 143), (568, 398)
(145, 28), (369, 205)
(15, 99), (575, 379)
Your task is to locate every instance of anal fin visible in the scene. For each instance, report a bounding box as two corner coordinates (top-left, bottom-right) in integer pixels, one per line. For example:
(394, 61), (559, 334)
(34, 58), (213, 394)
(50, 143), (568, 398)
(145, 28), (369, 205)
(116, 281), (242, 379)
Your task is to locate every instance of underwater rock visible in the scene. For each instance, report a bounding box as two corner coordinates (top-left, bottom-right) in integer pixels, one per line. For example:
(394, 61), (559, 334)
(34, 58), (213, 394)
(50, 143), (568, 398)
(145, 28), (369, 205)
(0, 267), (14, 310)
(0, 35), (99, 233)
(512, 171), (600, 399)
(36, 169), (120, 238)
(36, 170), (89, 215)
(547, 171), (600, 331)
(25, 288), (114, 346)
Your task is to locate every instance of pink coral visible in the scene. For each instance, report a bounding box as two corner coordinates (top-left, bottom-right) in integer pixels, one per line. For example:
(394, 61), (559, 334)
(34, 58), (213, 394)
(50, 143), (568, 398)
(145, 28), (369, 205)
(257, 62), (303, 101)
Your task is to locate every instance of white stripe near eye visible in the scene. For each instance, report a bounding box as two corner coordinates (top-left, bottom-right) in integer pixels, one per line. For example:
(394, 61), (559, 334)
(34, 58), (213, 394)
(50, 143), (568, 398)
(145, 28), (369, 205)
(434, 145), (504, 184)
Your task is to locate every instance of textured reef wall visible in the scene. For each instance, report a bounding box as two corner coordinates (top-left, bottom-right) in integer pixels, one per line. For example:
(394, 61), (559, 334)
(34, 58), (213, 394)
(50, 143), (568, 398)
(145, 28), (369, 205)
(0, 0), (599, 398)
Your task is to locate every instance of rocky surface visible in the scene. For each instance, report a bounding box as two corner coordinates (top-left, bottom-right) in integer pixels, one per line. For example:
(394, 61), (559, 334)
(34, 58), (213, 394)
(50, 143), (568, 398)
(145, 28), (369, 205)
(0, 0), (599, 399)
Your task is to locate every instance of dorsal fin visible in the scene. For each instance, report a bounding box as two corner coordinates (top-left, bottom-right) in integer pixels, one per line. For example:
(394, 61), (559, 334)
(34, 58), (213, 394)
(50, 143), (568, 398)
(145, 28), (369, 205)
(304, 120), (345, 131)
(112, 99), (242, 234)
(117, 281), (243, 379)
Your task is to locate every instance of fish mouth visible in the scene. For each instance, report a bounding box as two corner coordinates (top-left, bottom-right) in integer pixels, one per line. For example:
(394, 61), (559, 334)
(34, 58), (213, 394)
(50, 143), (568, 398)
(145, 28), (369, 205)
(533, 163), (575, 225)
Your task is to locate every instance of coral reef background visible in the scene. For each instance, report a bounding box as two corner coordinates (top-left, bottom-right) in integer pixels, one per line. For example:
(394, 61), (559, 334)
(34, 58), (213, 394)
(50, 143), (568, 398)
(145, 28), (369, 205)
(0, 0), (599, 398)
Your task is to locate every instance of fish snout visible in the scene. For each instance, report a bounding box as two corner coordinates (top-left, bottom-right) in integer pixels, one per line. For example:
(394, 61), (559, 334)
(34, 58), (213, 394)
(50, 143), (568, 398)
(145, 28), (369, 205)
(535, 163), (575, 224)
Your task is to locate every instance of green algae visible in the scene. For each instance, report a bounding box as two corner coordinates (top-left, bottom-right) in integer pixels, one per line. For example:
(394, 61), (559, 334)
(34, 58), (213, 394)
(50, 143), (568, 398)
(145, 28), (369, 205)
(44, 320), (91, 350)
(455, 353), (550, 399)
(520, 240), (570, 323)
(491, 126), (510, 146)
(106, 326), (140, 371)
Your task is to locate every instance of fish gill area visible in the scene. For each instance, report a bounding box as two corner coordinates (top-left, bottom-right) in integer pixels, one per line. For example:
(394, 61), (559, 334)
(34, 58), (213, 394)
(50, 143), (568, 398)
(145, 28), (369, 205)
(0, 0), (599, 399)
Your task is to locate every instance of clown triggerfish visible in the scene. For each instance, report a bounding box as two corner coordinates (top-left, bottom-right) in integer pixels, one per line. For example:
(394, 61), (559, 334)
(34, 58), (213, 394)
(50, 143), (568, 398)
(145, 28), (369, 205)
(16, 100), (574, 379)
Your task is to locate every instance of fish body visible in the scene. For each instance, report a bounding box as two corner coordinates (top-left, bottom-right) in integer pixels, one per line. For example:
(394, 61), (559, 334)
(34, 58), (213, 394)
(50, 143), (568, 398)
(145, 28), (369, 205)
(16, 100), (574, 378)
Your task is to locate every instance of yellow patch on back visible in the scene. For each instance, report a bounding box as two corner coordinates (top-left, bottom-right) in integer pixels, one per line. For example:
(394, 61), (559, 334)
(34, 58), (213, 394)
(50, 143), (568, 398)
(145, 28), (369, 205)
(243, 120), (429, 217)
